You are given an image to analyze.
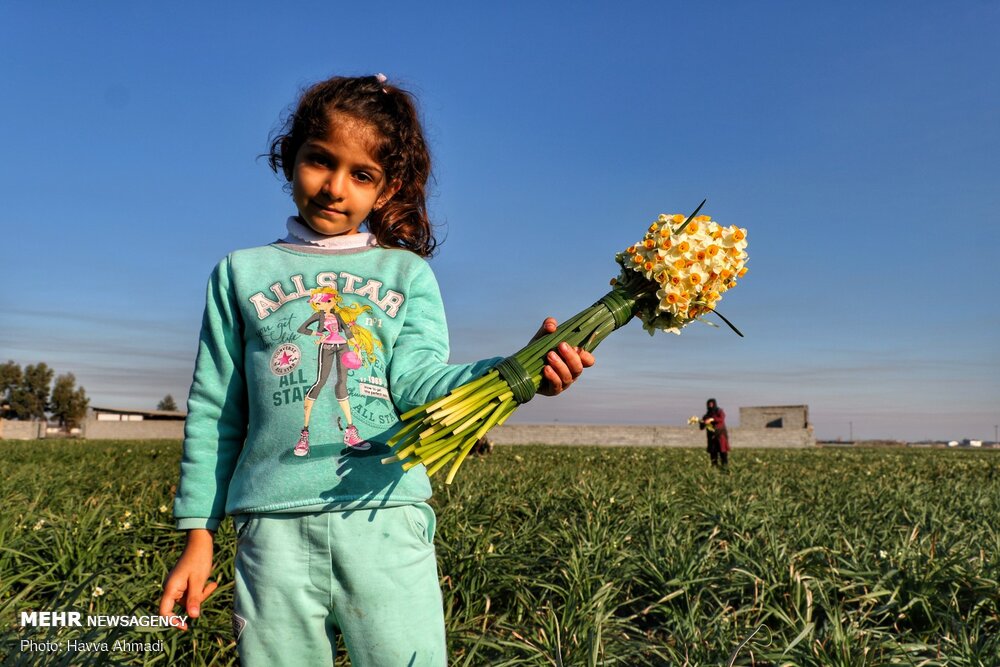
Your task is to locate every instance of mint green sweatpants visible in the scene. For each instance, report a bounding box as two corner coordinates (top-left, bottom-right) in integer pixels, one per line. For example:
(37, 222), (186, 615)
(232, 503), (446, 666)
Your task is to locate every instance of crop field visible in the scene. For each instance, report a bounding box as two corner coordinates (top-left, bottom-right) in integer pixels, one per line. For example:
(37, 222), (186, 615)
(1, 440), (998, 666)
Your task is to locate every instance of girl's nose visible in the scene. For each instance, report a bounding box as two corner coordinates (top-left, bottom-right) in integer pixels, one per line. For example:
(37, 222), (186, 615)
(324, 171), (347, 199)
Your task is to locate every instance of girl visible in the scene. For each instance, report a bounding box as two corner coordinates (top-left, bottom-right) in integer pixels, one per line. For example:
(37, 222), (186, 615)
(158, 74), (594, 666)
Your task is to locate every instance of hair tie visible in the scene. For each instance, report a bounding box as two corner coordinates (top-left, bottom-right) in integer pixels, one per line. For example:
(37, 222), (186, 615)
(375, 72), (388, 93)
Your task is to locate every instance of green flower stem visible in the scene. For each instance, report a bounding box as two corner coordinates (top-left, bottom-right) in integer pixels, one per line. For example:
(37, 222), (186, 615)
(439, 384), (509, 422)
(452, 401), (499, 437)
(398, 370), (498, 422)
(424, 449), (459, 477)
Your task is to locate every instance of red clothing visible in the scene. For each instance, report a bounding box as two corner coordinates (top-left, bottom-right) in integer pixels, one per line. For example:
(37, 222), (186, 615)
(701, 408), (729, 453)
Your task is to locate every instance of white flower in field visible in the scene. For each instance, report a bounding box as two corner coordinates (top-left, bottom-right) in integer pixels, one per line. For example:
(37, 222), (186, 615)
(123, 511), (132, 518)
(159, 505), (169, 513)
(104, 518), (112, 526)
(120, 522), (132, 531)
(136, 549), (146, 557)
(33, 519), (46, 531)
(92, 587), (105, 597)
(879, 550), (888, 559)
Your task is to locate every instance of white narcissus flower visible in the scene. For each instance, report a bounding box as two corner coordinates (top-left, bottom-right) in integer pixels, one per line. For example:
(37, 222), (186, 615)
(617, 212), (747, 329)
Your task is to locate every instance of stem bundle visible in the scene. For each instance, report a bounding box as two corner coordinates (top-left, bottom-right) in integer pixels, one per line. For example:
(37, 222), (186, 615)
(382, 275), (647, 484)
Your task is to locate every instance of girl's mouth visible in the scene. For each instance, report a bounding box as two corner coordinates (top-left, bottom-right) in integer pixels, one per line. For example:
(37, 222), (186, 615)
(313, 202), (346, 217)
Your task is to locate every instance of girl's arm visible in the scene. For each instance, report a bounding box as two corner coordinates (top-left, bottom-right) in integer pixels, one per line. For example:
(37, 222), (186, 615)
(387, 263), (503, 413)
(173, 256), (248, 532)
(388, 263), (591, 412)
(158, 529), (217, 629)
(297, 311), (321, 336)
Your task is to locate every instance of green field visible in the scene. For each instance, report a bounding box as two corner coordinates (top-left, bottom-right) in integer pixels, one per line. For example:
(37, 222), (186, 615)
(1, 441), (998, 666)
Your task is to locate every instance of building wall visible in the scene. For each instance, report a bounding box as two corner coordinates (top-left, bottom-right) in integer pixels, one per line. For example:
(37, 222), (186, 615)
(491, 424), (815, 448)
(7, 418), (814, 448)
(81, 418), (185, 440)
(0, 419), (46, 440)
(739, 405), (809, 430)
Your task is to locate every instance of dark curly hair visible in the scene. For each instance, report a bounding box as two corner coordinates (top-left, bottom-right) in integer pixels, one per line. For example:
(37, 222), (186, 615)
(267, 75), (437, 257)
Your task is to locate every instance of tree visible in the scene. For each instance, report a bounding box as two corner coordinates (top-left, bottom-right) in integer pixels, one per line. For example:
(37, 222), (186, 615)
(50, 373), (90, 428)
(8, 362), (53, 420)
(157, 394), (179, 412)
(0, 360), (22, 418)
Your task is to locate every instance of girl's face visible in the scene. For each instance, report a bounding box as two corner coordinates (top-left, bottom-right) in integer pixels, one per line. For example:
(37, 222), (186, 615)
(292, 114), (399, 236)
(315, 297), (338, 313)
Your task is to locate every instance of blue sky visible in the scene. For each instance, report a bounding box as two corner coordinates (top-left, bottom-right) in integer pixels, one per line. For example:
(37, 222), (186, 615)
(1, 2), (997, 441)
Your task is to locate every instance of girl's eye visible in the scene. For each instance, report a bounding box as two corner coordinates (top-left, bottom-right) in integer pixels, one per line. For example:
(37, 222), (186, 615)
(354, 172), (374, 183)
(307, 153), (332, 167)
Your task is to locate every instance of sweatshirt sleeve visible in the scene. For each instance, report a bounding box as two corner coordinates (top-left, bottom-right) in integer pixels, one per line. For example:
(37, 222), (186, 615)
(173, 255), (248, 531)
(388, 261), (501, 414)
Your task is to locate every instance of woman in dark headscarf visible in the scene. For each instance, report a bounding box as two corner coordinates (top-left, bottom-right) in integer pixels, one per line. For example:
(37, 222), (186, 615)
(700, 398), (729, 467)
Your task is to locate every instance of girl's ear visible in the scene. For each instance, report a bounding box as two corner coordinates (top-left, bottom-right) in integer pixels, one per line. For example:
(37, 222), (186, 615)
(375, 179), (402, 211)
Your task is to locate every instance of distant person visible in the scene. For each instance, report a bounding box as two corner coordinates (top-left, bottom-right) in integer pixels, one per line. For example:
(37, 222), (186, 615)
(700, 398), (729, 467)
(473, 435), (495, 456)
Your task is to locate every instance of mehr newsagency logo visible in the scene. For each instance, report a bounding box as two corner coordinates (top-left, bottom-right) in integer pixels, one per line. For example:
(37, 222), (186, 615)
(18, 611), (185, 655)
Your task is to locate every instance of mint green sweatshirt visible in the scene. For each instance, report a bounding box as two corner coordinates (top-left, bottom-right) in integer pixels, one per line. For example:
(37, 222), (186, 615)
(174, 240), (499, 530)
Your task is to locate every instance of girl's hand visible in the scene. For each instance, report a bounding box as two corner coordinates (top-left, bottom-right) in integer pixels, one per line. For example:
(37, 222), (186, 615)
(158, 529), (218, 630)
(531, 317), (595, 396)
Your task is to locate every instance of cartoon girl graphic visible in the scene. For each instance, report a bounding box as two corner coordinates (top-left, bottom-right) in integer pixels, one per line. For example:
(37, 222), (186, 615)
(294, 286), (381, 455)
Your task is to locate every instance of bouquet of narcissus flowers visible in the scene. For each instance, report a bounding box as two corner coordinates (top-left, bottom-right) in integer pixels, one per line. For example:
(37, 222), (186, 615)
(689, 415), (715, 432)
(383, 201), (748, 483)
